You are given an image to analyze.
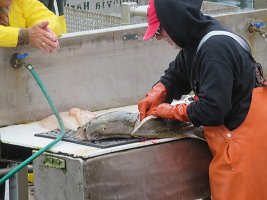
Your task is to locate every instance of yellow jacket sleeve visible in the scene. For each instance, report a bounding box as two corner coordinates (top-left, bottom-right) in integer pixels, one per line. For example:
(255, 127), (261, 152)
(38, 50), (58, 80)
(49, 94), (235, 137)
(21, 0), (66, 36)
(0, 0), (67, 47)
(0, 26), (19, 47)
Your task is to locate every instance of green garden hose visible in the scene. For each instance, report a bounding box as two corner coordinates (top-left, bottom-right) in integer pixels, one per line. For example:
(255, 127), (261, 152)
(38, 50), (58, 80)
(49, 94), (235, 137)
(0, 62), (65, 185)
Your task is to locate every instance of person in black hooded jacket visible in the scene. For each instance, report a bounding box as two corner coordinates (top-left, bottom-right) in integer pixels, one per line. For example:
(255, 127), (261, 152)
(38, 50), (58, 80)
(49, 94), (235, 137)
(138, 0), (267, 199)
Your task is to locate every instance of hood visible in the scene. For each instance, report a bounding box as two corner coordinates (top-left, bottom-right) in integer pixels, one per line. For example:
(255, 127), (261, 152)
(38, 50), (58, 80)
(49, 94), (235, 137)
(154, 0), (220, 48)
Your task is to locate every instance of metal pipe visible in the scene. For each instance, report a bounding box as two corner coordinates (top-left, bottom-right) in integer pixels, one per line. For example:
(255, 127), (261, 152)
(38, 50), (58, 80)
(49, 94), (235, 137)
(121, 2), (148, 25)
(130, 5), (147, 17)
(0, 165), (33, 176)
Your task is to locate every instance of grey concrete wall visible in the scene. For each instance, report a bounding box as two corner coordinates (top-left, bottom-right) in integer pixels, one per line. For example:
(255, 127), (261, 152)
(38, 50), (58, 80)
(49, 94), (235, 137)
(254, 0), (267, 9)
(0, 24), (177, 126)
(0, 9), (267, 126)
(215, 9), (267, 70)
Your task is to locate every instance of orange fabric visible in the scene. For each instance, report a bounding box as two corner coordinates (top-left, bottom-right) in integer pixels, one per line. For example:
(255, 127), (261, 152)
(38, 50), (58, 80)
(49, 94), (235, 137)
(150, 103), (190, 122)
(204, 87), (267, 200)
(172, 103), (190, 121)
(138, 82), (167, 120)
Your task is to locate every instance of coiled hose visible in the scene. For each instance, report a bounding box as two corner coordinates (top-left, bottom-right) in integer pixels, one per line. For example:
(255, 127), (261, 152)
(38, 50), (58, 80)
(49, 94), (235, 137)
(0, 63), (65, 185)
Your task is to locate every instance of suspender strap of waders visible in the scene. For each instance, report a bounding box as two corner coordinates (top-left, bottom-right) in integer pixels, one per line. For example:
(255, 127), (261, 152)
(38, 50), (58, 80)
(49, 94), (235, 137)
(197, 30), (267, 86)
(197, 30), (251, 54)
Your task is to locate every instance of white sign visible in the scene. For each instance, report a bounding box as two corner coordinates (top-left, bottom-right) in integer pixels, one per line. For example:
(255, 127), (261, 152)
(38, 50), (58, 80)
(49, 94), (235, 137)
(65, 0), (148, 15)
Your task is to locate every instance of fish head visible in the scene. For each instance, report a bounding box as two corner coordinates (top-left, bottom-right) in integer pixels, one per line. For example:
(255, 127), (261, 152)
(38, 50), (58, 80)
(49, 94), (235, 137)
(86, 124), (109, 140)
(75, 126), (88, 140)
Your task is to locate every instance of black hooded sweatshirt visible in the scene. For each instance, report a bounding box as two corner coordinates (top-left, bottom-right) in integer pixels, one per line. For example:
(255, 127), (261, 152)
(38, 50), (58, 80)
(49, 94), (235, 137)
(155, 0), (256, 130)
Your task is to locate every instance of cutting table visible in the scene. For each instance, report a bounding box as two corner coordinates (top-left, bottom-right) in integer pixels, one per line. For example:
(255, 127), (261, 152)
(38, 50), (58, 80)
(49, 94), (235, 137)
(0, 105), (212, 200)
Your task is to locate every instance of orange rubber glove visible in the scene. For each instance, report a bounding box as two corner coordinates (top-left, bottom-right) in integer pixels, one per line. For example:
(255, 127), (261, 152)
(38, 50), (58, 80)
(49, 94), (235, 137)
(138, 82), (167, 121)
(151, 103), (190, 122)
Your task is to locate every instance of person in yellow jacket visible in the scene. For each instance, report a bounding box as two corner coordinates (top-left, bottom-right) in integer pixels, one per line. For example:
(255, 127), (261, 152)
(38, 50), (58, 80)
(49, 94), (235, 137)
(0, 0), (67, 54)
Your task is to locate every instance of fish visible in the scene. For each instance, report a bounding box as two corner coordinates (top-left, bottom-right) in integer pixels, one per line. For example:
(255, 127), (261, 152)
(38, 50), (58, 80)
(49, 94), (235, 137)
(76, 111), (204, 141)
(39, 107), (95, 131)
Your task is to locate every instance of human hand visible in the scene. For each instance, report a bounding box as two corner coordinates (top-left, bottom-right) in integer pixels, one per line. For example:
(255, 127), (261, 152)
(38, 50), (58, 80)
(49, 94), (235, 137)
(138, 82), (167, 121)
(0, 8), (9, 26)
(150, 103), (190, 122)
(27, 21), (59, 54)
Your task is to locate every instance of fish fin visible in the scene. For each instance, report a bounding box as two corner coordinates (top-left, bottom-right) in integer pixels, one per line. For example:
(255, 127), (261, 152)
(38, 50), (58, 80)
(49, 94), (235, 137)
(131, 115), (157, 135)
